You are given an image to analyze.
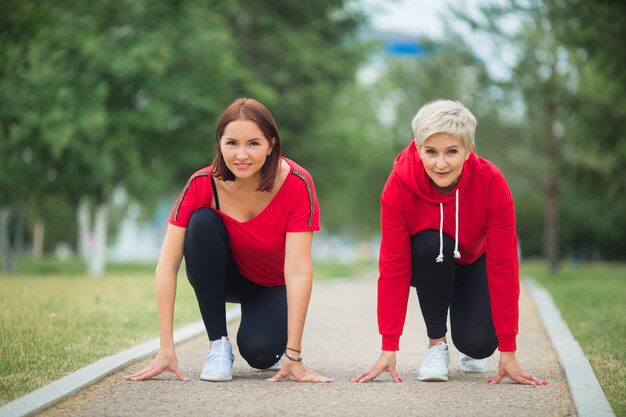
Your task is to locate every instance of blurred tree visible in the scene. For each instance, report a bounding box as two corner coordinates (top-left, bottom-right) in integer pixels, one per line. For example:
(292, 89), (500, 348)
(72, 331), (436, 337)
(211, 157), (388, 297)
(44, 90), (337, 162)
(1, 0), (243, 274)
(544, 0), (626, 87)
(0, 0), (369, 273)
(373, 35), (499, 153)
(453, 0), (579, 271)
(545, 0), (626, 259)
(453, 0), (626, 264)
(0, 1), (60, 272)
(315, 33), (513, 238)
(310, 78), (393, 236)
(220, 0), (368, 203)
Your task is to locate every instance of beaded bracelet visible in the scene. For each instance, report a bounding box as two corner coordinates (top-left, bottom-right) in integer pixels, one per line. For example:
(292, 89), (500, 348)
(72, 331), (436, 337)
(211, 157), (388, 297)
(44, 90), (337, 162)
(284, 350), (303, 362)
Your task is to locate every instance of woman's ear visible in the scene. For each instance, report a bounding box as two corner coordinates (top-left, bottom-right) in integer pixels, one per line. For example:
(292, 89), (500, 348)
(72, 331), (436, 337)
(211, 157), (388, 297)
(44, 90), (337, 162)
(465, 144), (475, 160)
(267, 138), (276, 156)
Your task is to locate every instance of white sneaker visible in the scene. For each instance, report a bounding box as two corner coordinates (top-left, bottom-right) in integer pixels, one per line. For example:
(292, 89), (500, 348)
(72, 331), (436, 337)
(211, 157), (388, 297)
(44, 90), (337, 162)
(459, 354), (488, 373)
(200, 336), (234, 381)
(263, 354), (284, 371)
(416, 341), (450, 382)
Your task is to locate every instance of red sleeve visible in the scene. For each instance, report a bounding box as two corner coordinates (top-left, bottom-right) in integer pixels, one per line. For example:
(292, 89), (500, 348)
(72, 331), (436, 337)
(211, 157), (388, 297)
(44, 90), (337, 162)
(287, 170), (321, 232)
(168, 169), (213, 228)
(486, 172), (519, 352)
(378, 175), (412, 351)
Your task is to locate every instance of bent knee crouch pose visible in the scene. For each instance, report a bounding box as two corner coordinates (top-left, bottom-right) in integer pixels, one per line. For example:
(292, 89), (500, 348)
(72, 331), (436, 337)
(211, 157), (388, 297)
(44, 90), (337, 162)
(410, 230), (497, 381)
(352, 99), (546, 386)
(126, 98), (332, 383)
(185, 209), (288, 374)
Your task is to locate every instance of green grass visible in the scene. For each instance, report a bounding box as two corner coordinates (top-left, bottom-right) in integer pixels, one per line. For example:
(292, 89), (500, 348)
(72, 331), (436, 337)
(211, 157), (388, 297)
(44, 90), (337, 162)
(521, 260), (626, 416)
(0, 266), (199, 405)
(313, 258), (377, 281)
(0, 257), (376, 405)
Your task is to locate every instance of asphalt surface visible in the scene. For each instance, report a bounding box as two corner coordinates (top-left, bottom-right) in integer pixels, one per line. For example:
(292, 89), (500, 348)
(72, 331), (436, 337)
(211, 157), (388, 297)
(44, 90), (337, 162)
(37, 275), (574, 417)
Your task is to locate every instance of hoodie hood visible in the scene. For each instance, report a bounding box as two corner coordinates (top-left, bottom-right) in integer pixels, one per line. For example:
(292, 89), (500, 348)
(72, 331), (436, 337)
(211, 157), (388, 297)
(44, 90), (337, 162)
(391, 140), (478, 262)
(392, 140), (476, 204)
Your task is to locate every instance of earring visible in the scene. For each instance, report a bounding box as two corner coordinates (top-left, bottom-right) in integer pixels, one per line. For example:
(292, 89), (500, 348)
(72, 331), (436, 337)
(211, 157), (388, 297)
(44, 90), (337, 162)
(267, 152), (271, 156)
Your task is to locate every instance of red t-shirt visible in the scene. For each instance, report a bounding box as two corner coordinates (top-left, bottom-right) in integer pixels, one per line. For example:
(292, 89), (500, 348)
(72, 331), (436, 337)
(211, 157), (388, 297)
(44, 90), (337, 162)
(168, 158), (320, 287)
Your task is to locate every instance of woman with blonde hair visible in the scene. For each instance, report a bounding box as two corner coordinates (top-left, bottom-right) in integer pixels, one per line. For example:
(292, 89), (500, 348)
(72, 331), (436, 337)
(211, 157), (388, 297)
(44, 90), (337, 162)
(353, 99), (546, 386)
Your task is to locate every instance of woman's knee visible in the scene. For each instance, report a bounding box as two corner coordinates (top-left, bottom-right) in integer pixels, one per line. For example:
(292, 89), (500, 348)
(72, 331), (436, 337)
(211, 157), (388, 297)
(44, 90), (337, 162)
(184, 208), (230, 286)
(237, 334), (284, 370)
(185, 209), (228, 250)
(187, 208), (224, 236)
(453, 333), (498, 359)
(411, 229), (454, 260)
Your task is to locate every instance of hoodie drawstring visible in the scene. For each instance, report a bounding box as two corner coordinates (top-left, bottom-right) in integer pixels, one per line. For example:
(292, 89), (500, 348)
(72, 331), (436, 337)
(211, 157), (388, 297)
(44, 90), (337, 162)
(435, 189), (461, 262)
(436, 203), (444, 262)
(453, 189), (461, 259)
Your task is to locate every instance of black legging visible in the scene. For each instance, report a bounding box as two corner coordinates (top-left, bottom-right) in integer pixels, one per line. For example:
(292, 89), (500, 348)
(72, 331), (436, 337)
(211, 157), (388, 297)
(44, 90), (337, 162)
(411, 230), (498, 359)
(184, 208), (287, 370)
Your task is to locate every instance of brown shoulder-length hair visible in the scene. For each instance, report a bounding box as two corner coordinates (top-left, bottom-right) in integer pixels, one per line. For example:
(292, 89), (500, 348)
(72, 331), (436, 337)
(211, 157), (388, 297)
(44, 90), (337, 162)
(212, 98), (282, 192)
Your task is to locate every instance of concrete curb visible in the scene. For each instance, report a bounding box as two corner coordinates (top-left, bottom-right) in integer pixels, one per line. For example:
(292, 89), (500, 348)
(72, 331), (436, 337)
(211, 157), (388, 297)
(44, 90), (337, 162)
(524, 278), (615, 417)
(0, 307), (241, 417)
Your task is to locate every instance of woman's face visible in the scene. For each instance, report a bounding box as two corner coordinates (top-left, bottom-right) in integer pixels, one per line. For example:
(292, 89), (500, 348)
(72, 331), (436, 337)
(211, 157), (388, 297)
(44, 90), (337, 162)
(220, 119), (274, 183)
(419, 133), (474, 193)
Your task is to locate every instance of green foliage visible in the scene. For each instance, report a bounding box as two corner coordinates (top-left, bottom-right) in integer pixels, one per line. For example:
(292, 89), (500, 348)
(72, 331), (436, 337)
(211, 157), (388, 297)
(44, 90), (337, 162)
(307, 79), (394, 236)
(206, 0), (372, 236)
(336, 33), (518, 237)
(521, 260), (626, 415)
(445, 0), (626, 260)
(0, 0), (368, 264)
(544, 0), (626, 86)
(1, 0), (625, 262)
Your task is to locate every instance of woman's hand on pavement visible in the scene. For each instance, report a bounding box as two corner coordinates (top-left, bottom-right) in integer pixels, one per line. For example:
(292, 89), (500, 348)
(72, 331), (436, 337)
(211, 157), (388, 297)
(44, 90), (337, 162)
(124, 349), (187, 381)
(266, 359), (334, 383)
(350, 350), (402, 383)
(489, 351), (547, 386)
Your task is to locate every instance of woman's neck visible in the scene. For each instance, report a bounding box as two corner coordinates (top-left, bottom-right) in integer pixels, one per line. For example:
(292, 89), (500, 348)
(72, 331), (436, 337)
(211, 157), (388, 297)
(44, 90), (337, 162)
(431, 180), (457, 195)
(227, 174), (263, 193)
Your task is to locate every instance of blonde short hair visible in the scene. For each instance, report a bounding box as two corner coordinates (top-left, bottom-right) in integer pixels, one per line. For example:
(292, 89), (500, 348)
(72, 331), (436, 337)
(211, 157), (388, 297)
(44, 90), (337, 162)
(411, 99), (477, 150)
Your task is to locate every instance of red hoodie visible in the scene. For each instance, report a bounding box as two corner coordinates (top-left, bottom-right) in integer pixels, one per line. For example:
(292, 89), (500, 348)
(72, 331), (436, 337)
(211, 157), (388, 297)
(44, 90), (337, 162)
(378, 141), (519, 352)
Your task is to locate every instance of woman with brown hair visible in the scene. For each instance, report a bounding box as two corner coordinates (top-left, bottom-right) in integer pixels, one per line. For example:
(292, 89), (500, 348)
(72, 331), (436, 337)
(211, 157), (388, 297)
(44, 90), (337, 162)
(127, 98), (332, 383)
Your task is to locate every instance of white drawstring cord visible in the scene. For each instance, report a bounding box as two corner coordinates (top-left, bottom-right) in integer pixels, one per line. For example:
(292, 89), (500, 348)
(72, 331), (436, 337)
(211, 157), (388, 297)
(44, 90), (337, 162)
(454, 189), (461, 259)
(435, 190), (461, 262)
(436, 203), (444, 262)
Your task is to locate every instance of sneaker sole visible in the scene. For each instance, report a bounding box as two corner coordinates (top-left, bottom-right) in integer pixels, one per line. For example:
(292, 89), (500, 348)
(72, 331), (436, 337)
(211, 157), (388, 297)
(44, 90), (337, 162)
(200, 374), (233, 382)
(459, 366), (488, 373)
(416, 374), (448, 382)
(459, 361), (488, 373)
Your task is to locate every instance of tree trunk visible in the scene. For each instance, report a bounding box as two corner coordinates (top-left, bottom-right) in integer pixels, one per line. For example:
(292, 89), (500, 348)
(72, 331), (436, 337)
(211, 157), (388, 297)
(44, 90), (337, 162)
(77, 197), (92, 262)
(77, 197), (110, 277)
(32, 219), (45, 259)
(87, 201), (108, 277)
(545, 104), (560, 273)
(0, 206), (17, 273)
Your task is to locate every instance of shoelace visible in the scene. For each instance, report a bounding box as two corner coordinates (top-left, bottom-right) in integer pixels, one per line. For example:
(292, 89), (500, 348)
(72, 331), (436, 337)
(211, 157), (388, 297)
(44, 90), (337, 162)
(205, 338), (232, 368)
(423, 346), (448, 366)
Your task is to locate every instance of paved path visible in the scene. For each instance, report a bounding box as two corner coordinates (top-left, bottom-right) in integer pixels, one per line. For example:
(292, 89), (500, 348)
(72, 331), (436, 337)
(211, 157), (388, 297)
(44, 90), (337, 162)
(37, 275), (574, 417)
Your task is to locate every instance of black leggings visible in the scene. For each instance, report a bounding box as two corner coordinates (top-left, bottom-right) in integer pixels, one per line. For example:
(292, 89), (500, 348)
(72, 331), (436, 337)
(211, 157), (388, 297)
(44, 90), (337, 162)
(411, 230), (498, 359)
(184, 208), (287, 370)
